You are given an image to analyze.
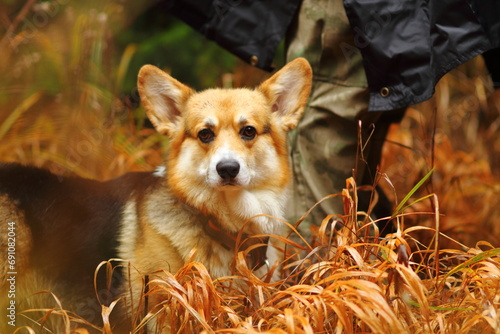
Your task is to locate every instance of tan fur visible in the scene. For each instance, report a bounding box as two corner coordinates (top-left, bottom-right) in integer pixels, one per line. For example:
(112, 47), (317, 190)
(138, 59), (311, 234)
(124, 58), (311, 329)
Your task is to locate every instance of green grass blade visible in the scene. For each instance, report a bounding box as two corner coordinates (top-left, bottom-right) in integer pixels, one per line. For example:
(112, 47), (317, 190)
(397, 193), (435, 216)
(444, 248), (500, 279)
(392, 167), (435, 218)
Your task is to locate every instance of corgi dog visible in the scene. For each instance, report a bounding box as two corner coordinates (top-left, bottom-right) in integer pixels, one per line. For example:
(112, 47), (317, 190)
(0, 58), (312, 332)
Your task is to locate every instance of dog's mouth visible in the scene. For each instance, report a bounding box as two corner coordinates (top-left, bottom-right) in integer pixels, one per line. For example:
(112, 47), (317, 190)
(219, 179), (239, 187)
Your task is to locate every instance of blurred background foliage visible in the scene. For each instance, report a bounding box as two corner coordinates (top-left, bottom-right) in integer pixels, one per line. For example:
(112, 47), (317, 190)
(0, 0), (277, 179)
(116, 4), (236, 92)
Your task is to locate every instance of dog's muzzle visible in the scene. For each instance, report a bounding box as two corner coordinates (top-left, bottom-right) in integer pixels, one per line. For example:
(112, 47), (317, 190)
(216, 159), (240, 182)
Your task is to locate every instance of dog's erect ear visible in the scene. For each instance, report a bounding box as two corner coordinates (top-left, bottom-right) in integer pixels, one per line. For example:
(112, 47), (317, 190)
(258, 58), (312, 131)
(138, 65), (194, 135)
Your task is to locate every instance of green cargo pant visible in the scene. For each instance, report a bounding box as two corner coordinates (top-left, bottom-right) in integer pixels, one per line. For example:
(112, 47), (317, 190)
(285, 0), (398, 236)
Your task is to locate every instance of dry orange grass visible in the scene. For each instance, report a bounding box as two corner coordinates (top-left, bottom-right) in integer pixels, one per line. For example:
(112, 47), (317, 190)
(115, 175), (500, 334)
(16, 178), (500, 333)
(381, 56), (500, 248)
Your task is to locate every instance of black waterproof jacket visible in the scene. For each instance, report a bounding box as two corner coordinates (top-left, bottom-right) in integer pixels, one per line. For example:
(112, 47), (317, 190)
(166, 0), (499, 111)
(344, 0), (500, 111)
(166, 0), (300, 71)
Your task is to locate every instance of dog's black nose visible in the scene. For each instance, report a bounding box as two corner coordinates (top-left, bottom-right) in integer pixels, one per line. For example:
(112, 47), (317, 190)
(216, 160), (240, 180)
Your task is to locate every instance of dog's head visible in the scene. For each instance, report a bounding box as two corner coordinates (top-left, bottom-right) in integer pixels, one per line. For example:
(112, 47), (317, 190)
(138, 59), (311, 226)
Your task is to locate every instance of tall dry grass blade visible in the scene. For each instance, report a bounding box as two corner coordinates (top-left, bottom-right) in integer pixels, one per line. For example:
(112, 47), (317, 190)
(12, 327), (37, 334)
(101, 299), (120, 334)
(148, 272), (216, 334)
(70, 14), (86, 69)
(115, 44), (137, 89)
(290, 193), (343, 237)
(21, 290), (71, 333)
(37, 151), (97, 179)
(0, 91), (42, 142)
(132, 307), (165, 334)
(0, 0), (37, 51)
(432, 193), (440, 286)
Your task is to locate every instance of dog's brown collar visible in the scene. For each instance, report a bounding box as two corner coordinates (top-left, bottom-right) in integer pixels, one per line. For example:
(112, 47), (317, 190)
(203, 215), (269, 271)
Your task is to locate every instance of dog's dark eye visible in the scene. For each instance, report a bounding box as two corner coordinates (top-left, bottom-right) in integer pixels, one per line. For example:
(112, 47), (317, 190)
(240, 126), (257, 140)
(198, 128), (215, 143)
